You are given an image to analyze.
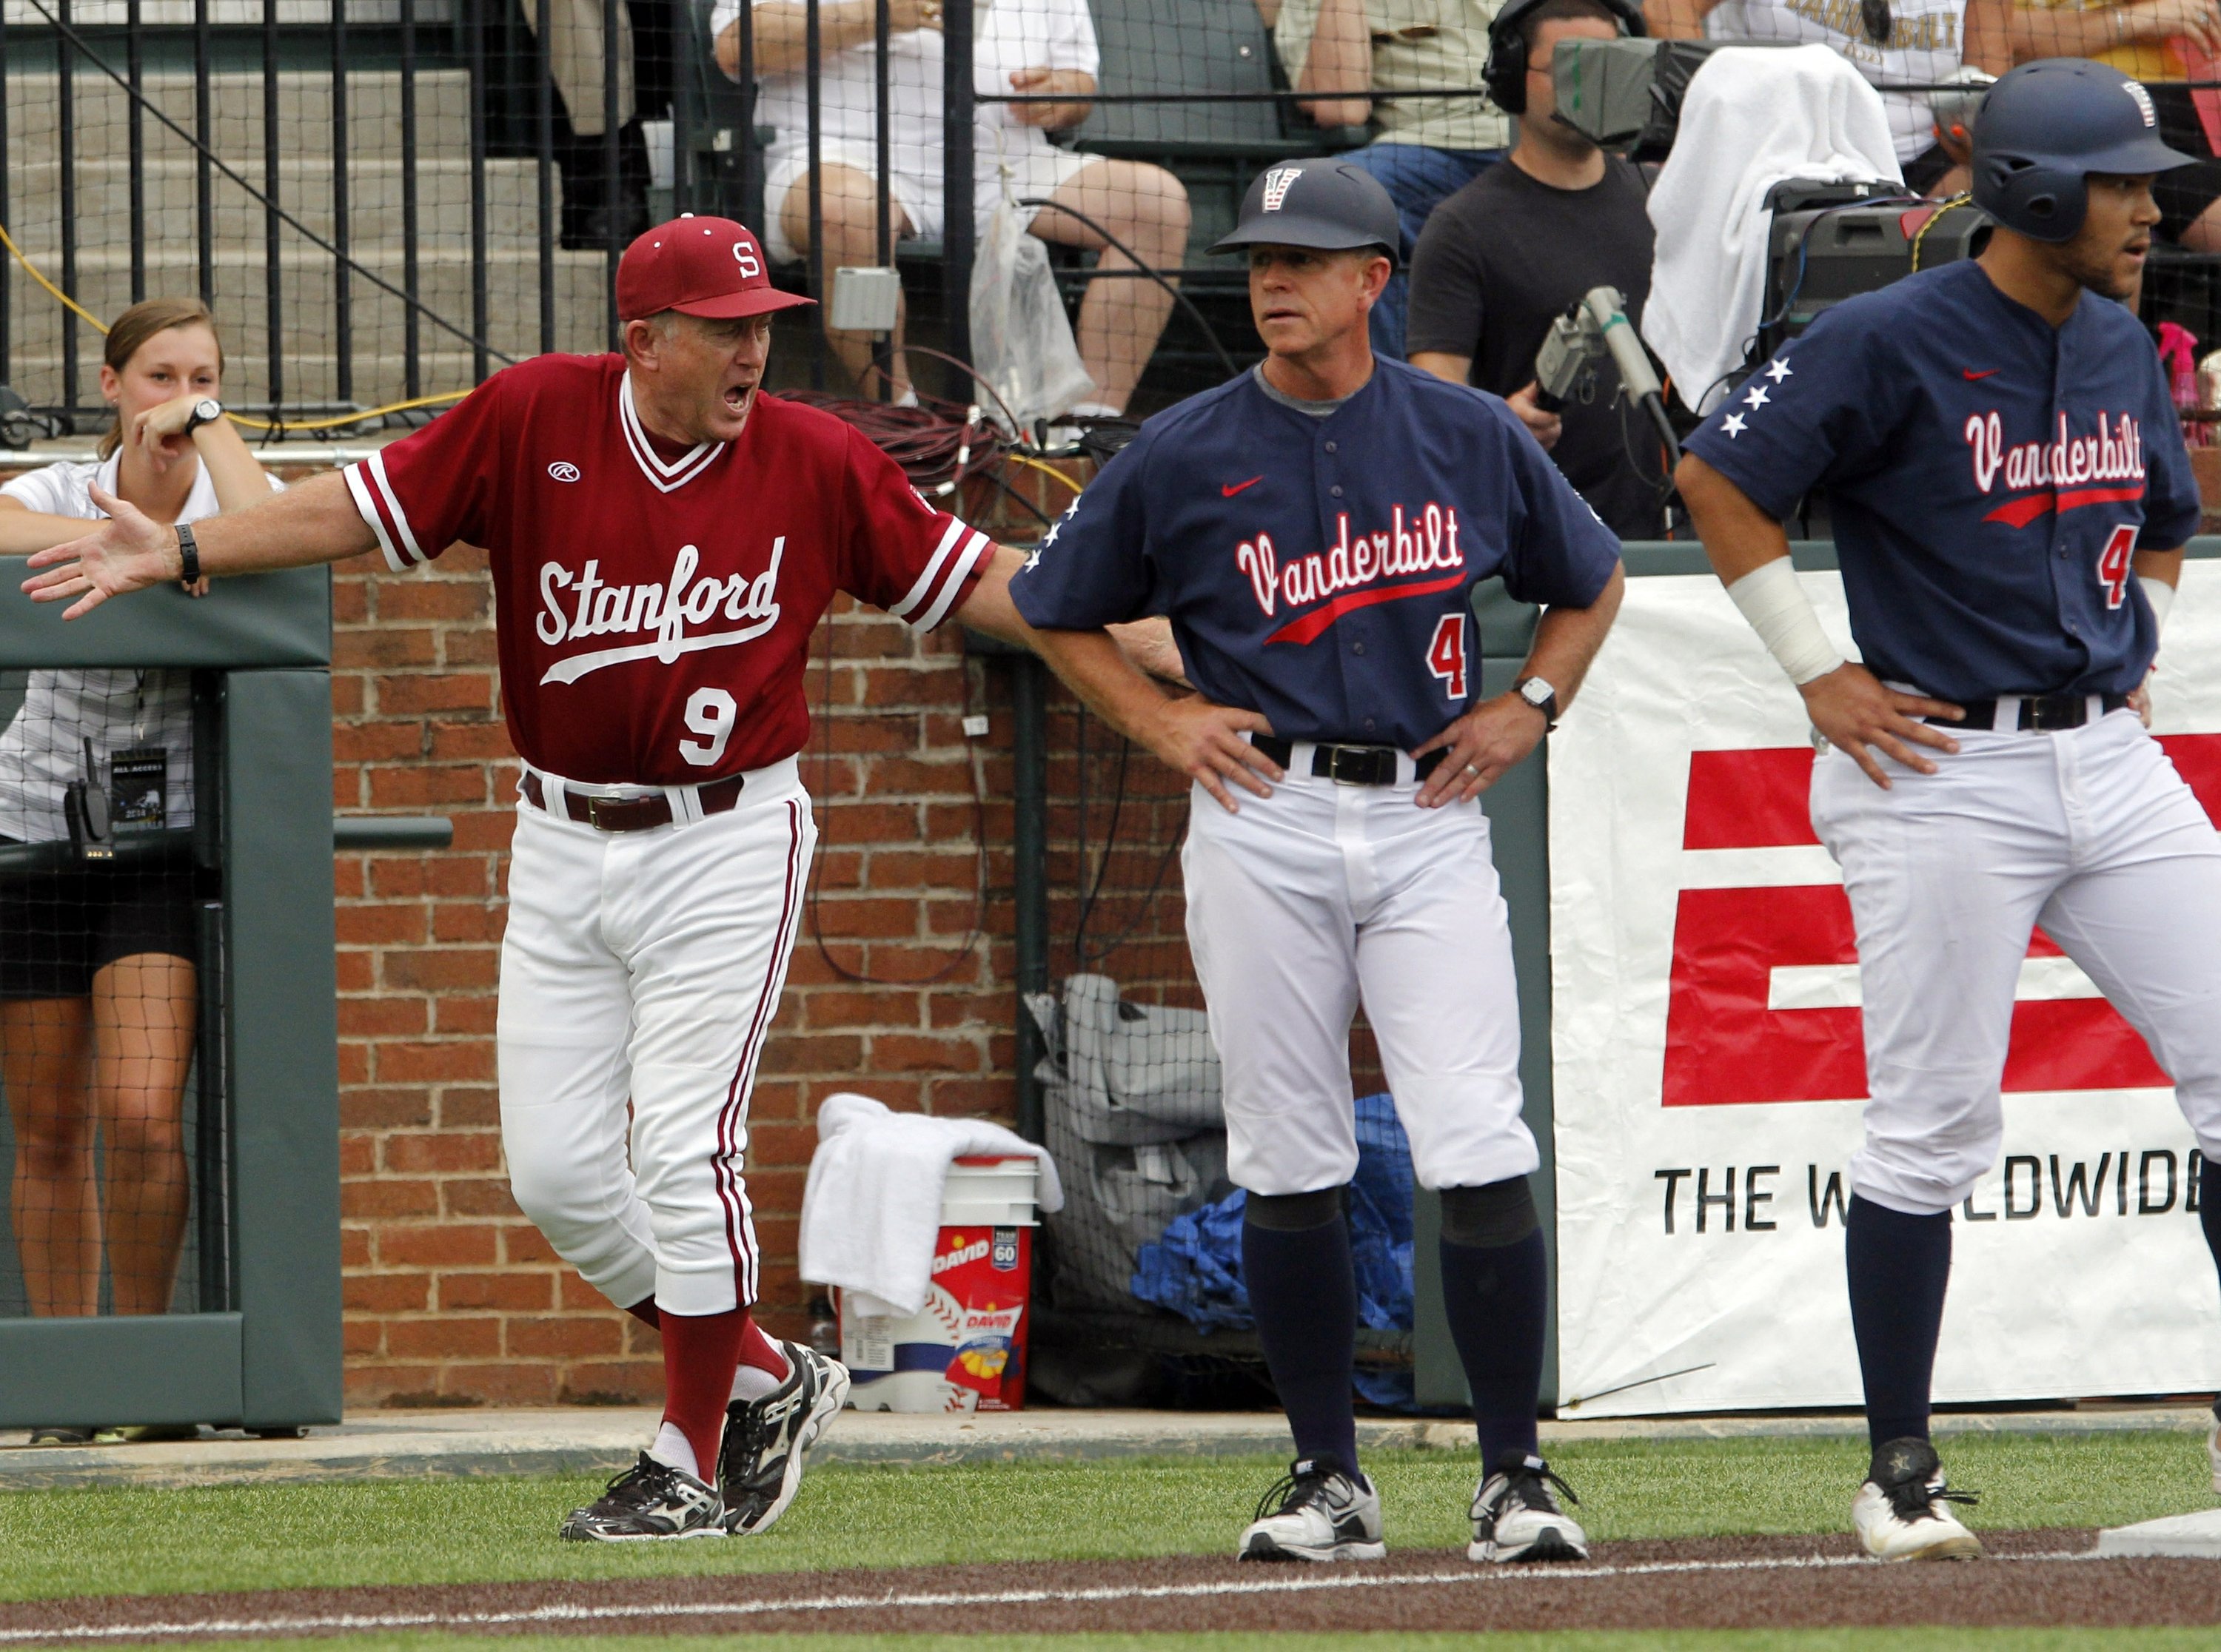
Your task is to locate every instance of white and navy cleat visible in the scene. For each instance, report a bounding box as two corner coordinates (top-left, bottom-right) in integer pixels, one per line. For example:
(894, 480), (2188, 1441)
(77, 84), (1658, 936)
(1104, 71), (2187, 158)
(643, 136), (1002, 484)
(1470, 1450), (1589, 1563)
(1851, 1437), (1983, 1561)
(1236, 1457), (1387, 1562)
(718, 1339), (851, 1536)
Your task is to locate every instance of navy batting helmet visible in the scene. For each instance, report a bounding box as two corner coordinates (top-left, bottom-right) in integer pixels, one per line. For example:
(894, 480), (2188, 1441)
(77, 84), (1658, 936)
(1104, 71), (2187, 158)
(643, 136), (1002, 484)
(1208, 159), (1402, 268)
(1972, 58), (2197, 243)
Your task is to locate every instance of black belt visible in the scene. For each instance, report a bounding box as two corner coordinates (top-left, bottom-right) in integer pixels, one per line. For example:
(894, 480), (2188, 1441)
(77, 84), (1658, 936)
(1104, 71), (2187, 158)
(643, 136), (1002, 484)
(521, 770), (746, 831)
(1928, 693), (2130, 733)
(1252, 734), (1446, 786)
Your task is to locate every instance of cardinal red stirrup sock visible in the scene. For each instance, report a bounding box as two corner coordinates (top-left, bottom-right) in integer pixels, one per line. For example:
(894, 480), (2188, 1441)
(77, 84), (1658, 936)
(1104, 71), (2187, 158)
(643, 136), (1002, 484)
(655, 1306), (748, 1478)
(730, 1314), (793, 1403)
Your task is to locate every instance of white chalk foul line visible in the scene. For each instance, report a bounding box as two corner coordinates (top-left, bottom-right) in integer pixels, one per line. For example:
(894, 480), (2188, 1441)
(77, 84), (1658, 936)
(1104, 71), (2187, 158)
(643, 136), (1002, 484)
(0, 1548), (2098, 1643)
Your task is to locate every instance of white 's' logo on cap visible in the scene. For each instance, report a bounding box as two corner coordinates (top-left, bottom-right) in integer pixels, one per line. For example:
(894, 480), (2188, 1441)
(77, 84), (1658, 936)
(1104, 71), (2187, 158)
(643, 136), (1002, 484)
(1261, 167), (1302, 212)
(2126, 80), (2157, 127)
(734, 241), (762, 278)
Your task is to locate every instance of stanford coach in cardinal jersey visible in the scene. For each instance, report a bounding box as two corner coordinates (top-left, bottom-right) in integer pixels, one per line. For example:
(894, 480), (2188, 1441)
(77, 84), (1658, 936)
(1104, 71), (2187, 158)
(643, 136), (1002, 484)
(23, 217), (1064, 1542)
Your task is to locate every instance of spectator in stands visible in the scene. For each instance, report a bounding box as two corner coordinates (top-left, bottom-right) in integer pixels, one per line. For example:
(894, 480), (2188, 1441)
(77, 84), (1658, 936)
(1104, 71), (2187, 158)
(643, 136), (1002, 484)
(1409, 0), (1667, 536)
(523, 0), (660, 247)
(0, 300), (280, 1444)
(2011, 1), (2221, 251)
(1646, 0), (2011, 192)
(714, 0), (1190, 415)
(1259, 1), (1510, 359)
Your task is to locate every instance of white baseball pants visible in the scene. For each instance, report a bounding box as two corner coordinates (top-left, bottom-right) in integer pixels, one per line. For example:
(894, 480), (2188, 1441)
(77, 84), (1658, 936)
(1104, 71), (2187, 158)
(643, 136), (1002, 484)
(1181, 750), (1538, 1197)
(1812, 709), (2221, 1215)
(495, 757), (815, 1317)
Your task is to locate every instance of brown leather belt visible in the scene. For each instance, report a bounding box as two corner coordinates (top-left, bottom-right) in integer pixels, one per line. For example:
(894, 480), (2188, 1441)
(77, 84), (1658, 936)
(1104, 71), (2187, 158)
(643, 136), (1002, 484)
(520, 770), (746, 832)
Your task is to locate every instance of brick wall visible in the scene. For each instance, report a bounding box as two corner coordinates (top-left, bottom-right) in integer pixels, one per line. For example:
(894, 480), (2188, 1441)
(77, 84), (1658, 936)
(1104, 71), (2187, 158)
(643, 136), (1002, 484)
(331, 542), (1022, 1409)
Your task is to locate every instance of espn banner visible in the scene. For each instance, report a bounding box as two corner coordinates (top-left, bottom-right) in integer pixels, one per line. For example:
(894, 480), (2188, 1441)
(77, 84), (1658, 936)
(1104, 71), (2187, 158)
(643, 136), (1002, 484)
(1549, 563), (2221, 1417)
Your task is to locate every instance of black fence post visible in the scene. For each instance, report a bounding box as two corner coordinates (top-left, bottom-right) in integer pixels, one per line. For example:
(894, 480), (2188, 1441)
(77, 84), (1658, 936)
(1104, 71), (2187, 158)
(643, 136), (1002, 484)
(1011, 654), (1048, 1143)
(735, 0), (755, 236)
(400, 0), (421, 397)
(871, 0), (890, 398)
(942, 0), (973, 398)
(805, 0), (823, 390)
(332, 0), (352, 408)
(59, 0), (78, 423)
(263, 0), (284, 423)
(127, 0), (146, 305)
(603, 0), (621, 352)
(536, 0), (555, 355)
(1, 17), (11, 394)
(194, 0), (213, 309)
(468, 0), (489, 383)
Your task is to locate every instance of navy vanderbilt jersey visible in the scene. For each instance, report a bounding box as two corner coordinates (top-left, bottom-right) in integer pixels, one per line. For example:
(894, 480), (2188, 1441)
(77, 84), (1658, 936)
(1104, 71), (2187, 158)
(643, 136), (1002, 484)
(1684, 260), (2201, 702)
(1008, 358), (1621, 752)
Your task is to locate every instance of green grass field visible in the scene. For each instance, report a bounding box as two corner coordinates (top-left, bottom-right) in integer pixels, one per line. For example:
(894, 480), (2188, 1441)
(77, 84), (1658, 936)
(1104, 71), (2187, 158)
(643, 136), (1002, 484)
(0, 1431), (2210, 1603)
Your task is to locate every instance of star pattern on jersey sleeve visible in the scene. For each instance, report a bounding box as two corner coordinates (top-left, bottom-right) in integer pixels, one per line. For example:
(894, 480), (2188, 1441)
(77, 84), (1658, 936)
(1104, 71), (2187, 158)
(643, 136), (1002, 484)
(1763, 357), (1793, 384)
(1721, 412), (1749, 438)
(1743, 384), (1771, 409)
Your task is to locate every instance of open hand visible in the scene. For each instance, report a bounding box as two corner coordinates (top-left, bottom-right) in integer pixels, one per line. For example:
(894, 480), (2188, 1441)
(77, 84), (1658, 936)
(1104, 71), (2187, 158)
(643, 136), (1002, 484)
(19, 483), (179, 618)
(1139, 694), (1282, 813)
(1800, 661), (1962, 788)
(1413, 693), (1549, 807)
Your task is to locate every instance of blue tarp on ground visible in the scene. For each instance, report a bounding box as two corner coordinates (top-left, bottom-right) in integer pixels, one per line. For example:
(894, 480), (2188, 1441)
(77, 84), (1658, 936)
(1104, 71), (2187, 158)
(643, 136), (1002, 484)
(1130, 1093), (1416, 1406)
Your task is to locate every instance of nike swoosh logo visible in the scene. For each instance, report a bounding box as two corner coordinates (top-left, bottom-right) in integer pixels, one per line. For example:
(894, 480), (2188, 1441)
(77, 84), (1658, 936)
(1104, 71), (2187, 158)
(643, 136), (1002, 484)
(1222, 475), (1264, 497)
(1963, 369), (2000, 380)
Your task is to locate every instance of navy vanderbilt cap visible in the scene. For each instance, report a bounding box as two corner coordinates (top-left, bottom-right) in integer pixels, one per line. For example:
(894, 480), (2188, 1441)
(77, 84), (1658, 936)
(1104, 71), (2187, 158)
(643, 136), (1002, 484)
(1208, 159), (1403, 269)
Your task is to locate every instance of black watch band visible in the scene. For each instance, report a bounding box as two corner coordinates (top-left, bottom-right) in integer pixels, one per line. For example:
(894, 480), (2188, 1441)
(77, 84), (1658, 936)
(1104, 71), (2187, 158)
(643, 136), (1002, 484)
(176, 521), (201, 589)
(1511, 674), (1560, 730)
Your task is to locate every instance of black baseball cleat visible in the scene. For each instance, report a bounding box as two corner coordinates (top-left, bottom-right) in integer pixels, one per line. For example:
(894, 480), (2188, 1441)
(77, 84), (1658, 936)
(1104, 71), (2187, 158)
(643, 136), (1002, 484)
(1851, 1437), (1983, 1561)
(1236, 1457), (1387, 1562)
(717, 1340), (851, 1536)
(1470, 1450), (1589, 1563)
(558, 1451), (728, 1541)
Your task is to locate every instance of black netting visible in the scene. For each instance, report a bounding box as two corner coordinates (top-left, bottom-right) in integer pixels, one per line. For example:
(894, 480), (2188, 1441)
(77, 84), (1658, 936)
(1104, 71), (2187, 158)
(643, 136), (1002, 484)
(0, 668), (228, 1336)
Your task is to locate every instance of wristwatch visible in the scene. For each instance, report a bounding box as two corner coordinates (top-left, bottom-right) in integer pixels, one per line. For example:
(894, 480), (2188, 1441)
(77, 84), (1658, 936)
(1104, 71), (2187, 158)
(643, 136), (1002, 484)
(175, 520), (201, 591)
(183, 397), (223, 434)
(1511, 675), (1560, 730)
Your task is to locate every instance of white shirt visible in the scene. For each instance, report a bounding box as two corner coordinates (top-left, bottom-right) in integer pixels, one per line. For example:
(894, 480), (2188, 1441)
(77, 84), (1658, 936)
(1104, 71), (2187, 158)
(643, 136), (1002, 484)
(0, 454), (281, 843)
(1704, 0), (1968, 162)
(720, 0), (1100, 191)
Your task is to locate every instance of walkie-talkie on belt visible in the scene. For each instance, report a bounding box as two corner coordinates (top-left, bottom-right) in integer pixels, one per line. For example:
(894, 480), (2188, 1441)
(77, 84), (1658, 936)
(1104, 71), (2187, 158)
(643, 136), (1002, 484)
(64, 737), (115, 863)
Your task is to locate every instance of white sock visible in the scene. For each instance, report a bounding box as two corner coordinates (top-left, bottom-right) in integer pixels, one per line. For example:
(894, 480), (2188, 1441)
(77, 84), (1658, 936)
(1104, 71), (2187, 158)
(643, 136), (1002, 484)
(894, 386), (921, 409)
(730, 1342), (793, 1404)
(647, 1420), (699, 1480)
(1065, 400), (1120, 419)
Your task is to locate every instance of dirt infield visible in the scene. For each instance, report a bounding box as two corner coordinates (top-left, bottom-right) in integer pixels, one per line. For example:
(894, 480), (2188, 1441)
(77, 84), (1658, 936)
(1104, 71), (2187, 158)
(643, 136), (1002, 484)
(1, 1529), (2218, 1640)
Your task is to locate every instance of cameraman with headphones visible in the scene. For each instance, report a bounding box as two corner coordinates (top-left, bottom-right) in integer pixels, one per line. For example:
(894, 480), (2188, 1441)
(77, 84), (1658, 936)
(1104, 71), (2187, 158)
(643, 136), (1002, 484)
(1408, 0), (1669, 537)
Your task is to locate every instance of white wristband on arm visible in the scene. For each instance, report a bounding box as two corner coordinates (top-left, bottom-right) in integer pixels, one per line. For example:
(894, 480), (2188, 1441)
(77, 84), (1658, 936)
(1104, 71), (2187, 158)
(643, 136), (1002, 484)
(2140, 574), (2176, 639)
(1725, 557), (1846, 686)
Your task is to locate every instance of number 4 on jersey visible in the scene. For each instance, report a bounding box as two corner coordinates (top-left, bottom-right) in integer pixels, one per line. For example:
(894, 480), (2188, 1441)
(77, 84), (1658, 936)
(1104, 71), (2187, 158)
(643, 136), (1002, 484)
(2097, 524), (2134, 610)
(1427, 614), (1469, 700)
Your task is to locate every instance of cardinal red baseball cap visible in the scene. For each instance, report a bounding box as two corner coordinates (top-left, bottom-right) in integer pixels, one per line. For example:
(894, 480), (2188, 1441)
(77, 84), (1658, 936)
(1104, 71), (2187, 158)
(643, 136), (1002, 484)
(615, 215), (816, 322)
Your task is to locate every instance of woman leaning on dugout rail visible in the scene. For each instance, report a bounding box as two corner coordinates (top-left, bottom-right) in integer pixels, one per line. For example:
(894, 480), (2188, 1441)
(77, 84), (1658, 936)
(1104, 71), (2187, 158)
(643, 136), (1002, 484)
(0, 299), (279, 1444)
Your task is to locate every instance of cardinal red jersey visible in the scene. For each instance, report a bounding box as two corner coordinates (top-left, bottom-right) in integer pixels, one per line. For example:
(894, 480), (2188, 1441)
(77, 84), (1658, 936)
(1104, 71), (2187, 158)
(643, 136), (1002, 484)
(342, 353), (991, 785)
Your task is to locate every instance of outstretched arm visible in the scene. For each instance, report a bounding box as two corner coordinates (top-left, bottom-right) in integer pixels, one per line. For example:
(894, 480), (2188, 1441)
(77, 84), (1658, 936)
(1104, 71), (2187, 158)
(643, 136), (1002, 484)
(21, 471), (376, 619)
(1678, 452), (1961, 789)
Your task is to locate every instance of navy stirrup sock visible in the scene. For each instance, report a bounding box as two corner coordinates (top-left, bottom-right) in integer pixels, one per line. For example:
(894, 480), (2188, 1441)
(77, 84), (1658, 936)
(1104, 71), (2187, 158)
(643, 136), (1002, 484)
(1437, 1226), (1550, 1465)
(1242, 1209), (1361, 1477)
(1845, 1194), (1953, 1455)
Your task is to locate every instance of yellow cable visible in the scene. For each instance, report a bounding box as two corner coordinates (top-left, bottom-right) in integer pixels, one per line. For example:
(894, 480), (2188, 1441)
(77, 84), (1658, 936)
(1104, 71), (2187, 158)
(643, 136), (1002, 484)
(0, 220), (110, 335)
(1005, 452), (1085, 497)
(0, 217), (475, 434)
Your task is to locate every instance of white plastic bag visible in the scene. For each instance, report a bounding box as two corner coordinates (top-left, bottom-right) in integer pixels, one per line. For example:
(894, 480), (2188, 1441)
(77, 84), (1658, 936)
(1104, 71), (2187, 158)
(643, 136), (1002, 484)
(969, 171), (1094, 434)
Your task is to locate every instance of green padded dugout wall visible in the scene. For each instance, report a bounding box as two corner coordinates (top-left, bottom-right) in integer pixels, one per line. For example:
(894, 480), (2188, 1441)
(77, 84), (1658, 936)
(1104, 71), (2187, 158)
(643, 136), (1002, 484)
(0, 562), (339, 1430)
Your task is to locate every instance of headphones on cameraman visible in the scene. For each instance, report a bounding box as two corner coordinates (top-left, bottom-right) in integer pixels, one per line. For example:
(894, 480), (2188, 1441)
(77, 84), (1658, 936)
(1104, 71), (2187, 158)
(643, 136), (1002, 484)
(1483, 0), (1647, 115)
